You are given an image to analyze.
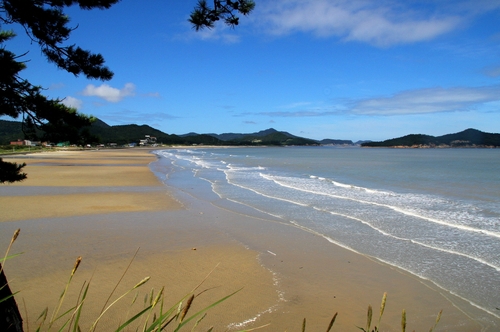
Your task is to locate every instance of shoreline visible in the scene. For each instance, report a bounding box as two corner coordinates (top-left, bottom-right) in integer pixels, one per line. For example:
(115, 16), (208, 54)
(0, 148), (280, 331)
(0, 148), (492, 331)
(157, 161), (490, 331)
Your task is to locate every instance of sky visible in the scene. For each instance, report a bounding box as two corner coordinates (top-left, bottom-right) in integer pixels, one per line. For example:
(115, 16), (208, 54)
(4, 0), (500, 141)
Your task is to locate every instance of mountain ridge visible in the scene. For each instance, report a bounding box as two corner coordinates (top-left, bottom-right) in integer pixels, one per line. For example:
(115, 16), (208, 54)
(0, 120), (319, 146)
(1, 119), (499, 147)
(362, 128), (500, 147)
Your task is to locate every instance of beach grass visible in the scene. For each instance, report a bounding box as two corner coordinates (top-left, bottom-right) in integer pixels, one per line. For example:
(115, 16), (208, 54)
(1, 229), (444, 332)
(1, 229), (246, 332)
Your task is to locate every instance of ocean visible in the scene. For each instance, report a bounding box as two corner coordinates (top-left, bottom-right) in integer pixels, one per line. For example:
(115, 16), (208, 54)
(153, 146), (500, 327)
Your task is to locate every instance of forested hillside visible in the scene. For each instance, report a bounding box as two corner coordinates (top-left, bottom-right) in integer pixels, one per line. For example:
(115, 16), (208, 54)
(361, 129), (500, 147)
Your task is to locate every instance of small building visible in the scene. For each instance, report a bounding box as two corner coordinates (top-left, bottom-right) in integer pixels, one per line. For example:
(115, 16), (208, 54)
(10, 140), (31, 146)
(139, 135), (157, 146)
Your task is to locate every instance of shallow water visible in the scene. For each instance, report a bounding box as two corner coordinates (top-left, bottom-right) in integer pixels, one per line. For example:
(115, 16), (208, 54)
(153, 146), (500, 328)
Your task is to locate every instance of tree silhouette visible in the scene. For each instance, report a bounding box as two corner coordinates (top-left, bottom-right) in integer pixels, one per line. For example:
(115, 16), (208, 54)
(0, 0), (255, 183)
(189, 0), (255, 30)
(0, 0), (120, 182)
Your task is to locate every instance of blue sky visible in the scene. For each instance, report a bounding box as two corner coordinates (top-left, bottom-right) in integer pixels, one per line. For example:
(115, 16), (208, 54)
(5, 0), (500, 141)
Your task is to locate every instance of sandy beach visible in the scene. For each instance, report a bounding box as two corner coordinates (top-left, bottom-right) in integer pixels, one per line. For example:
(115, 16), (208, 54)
(0, 148), (486, 331)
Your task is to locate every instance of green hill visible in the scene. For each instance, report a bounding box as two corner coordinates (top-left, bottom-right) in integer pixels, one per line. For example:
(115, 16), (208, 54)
(205, 128), (298, 141)
(0, 120), (318, 146)
(0, 120), (23, 144)
(362, 129), (500, 147)
(227, 130), (318, 146)
(178, 128), (319, 146)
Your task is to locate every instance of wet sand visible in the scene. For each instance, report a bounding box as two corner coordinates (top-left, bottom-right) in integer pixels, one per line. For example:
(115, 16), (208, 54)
(0, 148), (488, 331)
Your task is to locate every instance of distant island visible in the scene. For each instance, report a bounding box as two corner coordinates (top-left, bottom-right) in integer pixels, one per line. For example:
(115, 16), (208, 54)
(1, 119), (499, 148)
(361, 128), (500, 148)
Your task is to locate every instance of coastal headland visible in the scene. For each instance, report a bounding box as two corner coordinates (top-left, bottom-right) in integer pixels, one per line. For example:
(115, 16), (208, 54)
(0, 148), (487, 331)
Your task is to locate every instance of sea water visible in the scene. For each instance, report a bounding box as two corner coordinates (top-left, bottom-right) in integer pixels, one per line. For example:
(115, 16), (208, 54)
(153, 146), (500, 326)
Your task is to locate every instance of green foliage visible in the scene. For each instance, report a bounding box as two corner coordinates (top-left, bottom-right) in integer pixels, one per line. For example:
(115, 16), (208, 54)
(189, 0), (255, 30)
(0, 0), (120, 181)
(0, 158), (26, 183)
(0, 1), (112, 143)
(0, 120), (24, 145)
(0, 0), (257, 182)
(1, 0), (117, 80)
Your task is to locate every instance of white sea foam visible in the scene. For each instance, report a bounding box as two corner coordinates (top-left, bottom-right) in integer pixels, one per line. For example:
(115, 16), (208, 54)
(266, 174), (500, 239)
(290, 221), (500, 322)
(331, 179), (385, 194)
(157, 147), (500, 326)
(224, 173), (310, 208)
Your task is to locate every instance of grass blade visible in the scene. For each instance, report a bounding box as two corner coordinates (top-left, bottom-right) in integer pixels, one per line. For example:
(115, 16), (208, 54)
(70, 282), (90, 332)
(115, 305), (153, 332)
(94, 247), (140, 332)
(173, 288), (242, 332)
(0, 291), (19, 304)
(179, 294), (195, 323)
(378, 292), (387, 326)
(50, 305), (77, 331)
(142, 287), (164, 331)
(144, 294), (192, 332)
(0, 229), (20, 275)
(401, 309), (406, 332)
(36, 307), (49, 331)
(366, 305), (372, 332)
(89, 276), (150, 332)
(190, 312), (207, 331)
(49, 256), (82, 329)
(0, 252), (24, 263)
(429, 310), (442, 332)
(326, 312), (338, 332)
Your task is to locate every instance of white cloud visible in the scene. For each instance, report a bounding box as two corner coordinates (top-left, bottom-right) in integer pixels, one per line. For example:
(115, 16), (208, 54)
(194, 29), (241, 43)
(178, 21), (241, 44)
(451, 0), (500, 15)
(256, 0), (466, 46)
(49, 83), (65, 90)
(82, 83), (136, 102)
(350, 86), (500, 115)
(98, 110), (179, 125)
(61, 96), (83, 110)
(279, 101), (313, 109)
(249, 86), (500, 118)
(483, 66), (500, 77)
(143, 92), (161, 98)
(258, 110), (337, 117)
